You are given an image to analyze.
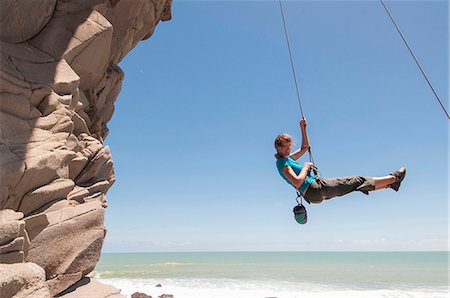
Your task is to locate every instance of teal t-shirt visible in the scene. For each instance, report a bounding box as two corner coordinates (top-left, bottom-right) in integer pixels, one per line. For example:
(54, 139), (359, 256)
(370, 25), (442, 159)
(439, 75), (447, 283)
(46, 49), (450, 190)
(276, 156), (316, 194)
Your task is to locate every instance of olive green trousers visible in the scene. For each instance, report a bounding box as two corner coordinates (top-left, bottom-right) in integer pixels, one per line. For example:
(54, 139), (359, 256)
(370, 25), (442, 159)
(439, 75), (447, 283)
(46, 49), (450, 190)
(304, 176), (376, 204)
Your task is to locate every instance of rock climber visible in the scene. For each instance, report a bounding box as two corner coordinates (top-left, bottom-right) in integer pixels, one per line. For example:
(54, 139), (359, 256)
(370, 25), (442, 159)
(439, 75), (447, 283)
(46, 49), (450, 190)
(274, 118), (406, 203)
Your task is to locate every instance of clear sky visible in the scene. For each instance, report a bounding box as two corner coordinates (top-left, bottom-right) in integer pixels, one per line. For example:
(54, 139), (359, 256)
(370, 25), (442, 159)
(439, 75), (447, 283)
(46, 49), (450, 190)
(102, 0), (448, 252)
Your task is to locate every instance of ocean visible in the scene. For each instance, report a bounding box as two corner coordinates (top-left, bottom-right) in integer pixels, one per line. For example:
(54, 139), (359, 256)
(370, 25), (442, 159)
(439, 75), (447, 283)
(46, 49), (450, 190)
(90, 251), (449, 298)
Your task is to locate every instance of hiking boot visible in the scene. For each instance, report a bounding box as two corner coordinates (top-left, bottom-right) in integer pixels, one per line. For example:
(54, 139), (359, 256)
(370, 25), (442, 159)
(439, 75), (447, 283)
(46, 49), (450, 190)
(388, 166), (407, 191)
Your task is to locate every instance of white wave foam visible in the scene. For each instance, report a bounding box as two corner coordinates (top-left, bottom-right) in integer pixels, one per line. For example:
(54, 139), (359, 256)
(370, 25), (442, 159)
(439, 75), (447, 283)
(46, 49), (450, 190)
(147, 262), (194, 267)
(97, 277), (449, 298)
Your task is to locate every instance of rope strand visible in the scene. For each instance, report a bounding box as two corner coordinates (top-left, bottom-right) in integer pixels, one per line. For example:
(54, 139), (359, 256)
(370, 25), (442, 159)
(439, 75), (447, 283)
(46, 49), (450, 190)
(278, 0), (305, 118)
(380, 0), (450, 119)
(278, 0), (318, 173)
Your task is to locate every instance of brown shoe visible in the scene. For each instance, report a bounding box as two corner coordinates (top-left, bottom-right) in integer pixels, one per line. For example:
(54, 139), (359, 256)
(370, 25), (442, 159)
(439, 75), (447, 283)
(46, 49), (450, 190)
(388, 166), (407, 191)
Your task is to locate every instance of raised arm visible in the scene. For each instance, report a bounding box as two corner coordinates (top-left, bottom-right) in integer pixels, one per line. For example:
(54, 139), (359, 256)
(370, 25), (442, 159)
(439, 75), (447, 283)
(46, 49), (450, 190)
(282, 162), (313, 189)
(290, 118), (310, 161)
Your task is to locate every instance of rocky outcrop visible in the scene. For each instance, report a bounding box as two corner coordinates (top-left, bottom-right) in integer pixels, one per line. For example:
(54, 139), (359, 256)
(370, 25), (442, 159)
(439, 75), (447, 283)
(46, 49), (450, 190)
(56, 277), (125, 298)
(24, 201), (105, 295)
(131, 292), (153, 298)
(0, 0), (57, 44)
(0, 262), (51, 298)
(0, 210), (29, 264)
(0, 0), (172, 296)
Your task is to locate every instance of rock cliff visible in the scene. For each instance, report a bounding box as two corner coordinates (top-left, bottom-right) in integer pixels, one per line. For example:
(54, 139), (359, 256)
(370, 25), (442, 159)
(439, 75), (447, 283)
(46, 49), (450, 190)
(0, 0), (172, 296)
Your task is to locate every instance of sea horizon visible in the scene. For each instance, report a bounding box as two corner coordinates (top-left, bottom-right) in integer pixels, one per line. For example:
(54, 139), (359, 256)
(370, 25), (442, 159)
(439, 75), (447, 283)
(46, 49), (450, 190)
(100, 250), (449, 253)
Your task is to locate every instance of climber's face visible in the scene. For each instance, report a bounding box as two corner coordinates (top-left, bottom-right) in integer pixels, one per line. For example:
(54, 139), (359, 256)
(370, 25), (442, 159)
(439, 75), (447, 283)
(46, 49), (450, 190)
(277, 142), (292, 158)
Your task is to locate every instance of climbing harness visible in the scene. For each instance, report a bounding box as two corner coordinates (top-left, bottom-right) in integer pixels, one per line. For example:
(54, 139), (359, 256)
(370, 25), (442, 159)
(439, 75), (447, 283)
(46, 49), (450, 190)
(278, 0), (319, 224)
(292, 164), (319, 224)
(380, 0), (449, 120)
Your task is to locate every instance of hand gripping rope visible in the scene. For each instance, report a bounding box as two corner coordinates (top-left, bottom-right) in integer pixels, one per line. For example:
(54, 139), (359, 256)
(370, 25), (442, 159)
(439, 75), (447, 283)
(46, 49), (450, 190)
(278, 0), (319, 177)
(278, 0), (318, 221)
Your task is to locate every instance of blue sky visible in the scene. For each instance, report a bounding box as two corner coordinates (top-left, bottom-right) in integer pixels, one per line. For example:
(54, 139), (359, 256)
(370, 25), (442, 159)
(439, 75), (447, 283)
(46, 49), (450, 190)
(102, 0), (448, 252)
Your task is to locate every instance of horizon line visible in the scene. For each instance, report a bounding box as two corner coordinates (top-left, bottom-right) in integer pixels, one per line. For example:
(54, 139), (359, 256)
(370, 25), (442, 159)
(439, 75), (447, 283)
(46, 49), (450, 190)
(100, 250), (450, 254)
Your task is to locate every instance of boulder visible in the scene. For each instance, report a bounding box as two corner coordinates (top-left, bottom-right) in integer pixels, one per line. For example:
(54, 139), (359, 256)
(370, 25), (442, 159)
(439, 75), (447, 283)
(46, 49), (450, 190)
(0, 221), (23, 247)
(0, 209), (28, 264)
(0, 262), (51, 297)
(0, 237), (24, 254)
(132, 292), (153, 298)
(24, 201), (105, 296)
(57, 277), (125, 298)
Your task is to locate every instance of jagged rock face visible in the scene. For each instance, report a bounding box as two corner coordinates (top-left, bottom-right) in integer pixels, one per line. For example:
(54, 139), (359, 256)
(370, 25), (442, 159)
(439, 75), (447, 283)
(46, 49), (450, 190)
(0, 262), (51, 298)
(24, 201), (106, 295)
(0, 0), (172, 296)
(0, 210), (29, 264)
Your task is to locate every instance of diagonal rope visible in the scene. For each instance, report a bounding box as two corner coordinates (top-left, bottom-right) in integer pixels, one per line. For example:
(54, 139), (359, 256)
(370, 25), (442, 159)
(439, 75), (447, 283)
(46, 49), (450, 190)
(278, 0), (317, 170)
(380, 0), (450, 120)
(278, 0), (305, 118)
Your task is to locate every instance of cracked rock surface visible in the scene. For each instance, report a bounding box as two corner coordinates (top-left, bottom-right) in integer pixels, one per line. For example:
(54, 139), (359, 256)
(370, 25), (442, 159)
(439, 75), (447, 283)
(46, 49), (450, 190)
(0, 0), (172, 296)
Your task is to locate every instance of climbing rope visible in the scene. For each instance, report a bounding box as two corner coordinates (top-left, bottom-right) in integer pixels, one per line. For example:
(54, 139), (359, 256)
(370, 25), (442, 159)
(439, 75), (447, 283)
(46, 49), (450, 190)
(278, 0), (318, 170)
(278, 0), (305, 117)
(380, 0), (450, 120)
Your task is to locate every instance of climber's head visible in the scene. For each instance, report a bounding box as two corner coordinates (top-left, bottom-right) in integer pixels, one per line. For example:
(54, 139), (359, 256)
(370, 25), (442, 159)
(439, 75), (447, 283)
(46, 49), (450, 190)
(274, 133), (293, 159)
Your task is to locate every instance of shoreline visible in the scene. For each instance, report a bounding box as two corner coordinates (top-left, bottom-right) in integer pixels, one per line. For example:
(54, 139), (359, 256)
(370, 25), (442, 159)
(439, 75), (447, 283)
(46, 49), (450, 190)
(95, 277), (449, 298)
(86, 251), (449, 298)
